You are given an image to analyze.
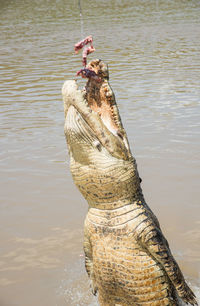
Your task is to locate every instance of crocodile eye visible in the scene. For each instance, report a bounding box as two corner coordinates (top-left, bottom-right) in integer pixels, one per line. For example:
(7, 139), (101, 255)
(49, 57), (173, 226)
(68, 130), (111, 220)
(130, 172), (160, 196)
(117, 131), (123, 140)
(93, 140), (101, 151)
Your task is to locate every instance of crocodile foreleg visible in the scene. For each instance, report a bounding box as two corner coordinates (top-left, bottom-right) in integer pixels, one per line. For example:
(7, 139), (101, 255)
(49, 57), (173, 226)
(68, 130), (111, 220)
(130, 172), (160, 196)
(139, 225), (196, 305)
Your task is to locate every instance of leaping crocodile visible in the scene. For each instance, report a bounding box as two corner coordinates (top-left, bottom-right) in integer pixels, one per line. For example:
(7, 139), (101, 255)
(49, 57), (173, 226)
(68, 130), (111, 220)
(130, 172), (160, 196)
(62, 59), (197, 306)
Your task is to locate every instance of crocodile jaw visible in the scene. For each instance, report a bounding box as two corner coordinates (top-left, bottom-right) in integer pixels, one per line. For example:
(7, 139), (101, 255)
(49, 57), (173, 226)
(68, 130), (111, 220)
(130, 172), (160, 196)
(62, 60), (132, 161)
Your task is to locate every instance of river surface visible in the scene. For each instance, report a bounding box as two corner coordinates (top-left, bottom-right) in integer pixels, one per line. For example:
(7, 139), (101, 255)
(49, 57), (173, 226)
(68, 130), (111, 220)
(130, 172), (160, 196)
(0, 0), (200, 305)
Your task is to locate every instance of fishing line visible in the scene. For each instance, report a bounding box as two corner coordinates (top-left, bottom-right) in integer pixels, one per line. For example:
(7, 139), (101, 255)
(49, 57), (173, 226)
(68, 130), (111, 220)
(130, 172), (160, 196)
(78, 0), (84, 39)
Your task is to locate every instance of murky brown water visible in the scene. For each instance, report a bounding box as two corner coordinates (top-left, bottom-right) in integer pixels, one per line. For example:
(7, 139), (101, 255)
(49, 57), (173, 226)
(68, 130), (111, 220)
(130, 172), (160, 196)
(0, 0), (200, 305)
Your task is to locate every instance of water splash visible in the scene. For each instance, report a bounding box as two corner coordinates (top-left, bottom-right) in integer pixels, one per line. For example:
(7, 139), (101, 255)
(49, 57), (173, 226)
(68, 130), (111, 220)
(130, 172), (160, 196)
(56, 258), (98, 306)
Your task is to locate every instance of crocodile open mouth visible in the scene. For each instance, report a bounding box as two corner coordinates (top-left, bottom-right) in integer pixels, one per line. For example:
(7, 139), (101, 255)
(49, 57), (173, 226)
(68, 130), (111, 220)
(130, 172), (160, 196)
(62, 59), (131, 160)
(79, 59), (125, 140)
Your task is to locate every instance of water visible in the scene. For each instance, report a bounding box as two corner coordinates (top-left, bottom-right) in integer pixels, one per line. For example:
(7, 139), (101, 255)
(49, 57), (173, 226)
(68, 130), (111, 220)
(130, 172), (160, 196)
(0, 0), (200, 305)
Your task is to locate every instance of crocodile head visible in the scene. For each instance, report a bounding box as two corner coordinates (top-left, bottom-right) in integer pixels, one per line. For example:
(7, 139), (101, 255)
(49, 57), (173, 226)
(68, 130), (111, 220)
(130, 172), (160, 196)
(62, 59), (132, 161)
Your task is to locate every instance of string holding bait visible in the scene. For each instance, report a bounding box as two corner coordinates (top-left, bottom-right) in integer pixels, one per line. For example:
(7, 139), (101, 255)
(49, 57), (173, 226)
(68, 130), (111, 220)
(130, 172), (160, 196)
(78, 0), (84, 39)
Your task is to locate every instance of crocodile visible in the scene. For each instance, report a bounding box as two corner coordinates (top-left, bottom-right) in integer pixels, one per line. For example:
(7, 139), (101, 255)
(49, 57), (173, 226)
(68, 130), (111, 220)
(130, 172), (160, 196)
(62, 59), (197, 306)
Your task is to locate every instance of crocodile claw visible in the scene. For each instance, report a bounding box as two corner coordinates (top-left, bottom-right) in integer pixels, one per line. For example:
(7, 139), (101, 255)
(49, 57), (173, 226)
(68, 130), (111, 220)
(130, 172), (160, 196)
(90, 280), (98, 296)
(178, 283), (198, 305)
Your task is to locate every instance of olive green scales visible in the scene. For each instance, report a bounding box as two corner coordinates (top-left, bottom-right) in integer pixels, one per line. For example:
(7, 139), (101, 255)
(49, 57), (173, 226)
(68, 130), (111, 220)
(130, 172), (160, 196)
(62, 59), (197, 306)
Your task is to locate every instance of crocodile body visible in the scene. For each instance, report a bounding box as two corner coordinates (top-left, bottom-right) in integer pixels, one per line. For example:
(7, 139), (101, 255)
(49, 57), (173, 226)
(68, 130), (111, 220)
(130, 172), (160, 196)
(62, 59), (197, 306)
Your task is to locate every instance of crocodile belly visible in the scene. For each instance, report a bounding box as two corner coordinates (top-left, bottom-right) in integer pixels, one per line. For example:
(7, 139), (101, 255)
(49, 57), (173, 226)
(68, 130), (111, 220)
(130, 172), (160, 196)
(89, 224), (175, 305)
